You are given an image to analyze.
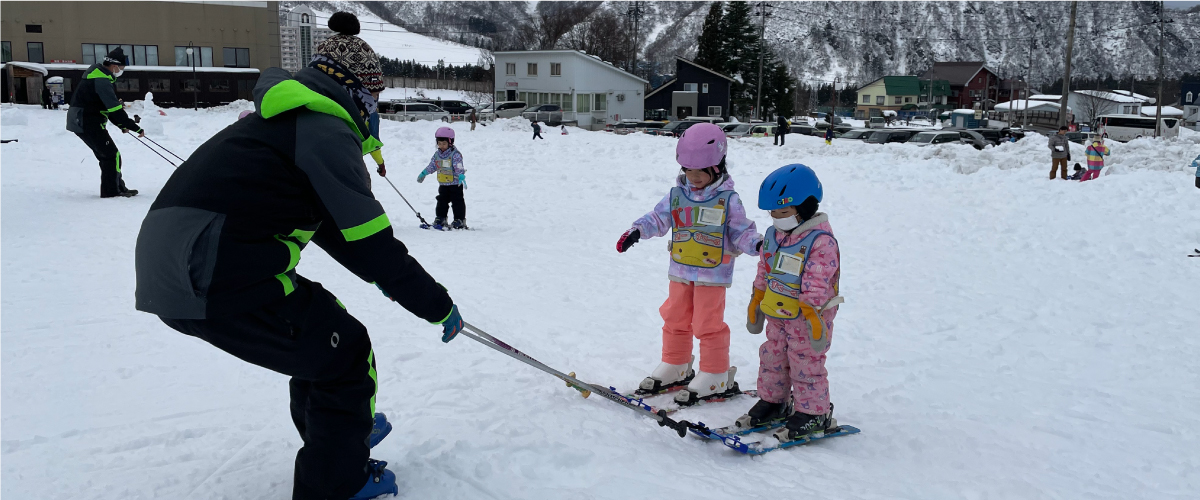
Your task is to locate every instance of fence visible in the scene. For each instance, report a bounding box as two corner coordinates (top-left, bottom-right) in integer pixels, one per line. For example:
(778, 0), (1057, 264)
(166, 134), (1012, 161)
(381, 76), (490, 93)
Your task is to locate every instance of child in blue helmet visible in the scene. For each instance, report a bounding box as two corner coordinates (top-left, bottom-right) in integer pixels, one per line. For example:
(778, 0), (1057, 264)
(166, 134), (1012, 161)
(739, 164), (844, 442)
(418, 127), (467, 229)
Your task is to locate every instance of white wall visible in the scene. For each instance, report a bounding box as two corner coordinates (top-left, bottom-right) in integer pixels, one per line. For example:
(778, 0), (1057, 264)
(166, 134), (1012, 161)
(494, 51), (645, 129)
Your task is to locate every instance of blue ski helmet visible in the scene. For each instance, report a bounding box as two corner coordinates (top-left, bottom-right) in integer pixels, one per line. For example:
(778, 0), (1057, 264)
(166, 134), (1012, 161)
(758, 164), (822, 210)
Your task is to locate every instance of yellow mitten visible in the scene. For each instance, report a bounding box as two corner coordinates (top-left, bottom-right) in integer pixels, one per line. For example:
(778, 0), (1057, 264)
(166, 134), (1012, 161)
(747, 288), (766, 334)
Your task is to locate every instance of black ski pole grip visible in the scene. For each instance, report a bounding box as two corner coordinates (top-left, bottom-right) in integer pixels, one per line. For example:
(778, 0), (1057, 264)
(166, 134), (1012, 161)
(656, 410), (687, 438)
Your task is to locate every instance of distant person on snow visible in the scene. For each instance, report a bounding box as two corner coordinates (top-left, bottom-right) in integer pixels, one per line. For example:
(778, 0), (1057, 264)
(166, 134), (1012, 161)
(1048, 126), (1071, 180)
(417, 127), (468, 230)
(66, 47), (143, 198)
(40, 84), (52, 109)
(1082, 137), (1110, 182)
(532, 120), (544, 140)
(774, 115), (789, 146)
(561, 124), (568, 135)
(824, 124), (835, 145)
(134, 57), (465, 500)
(469, 108), (478, 131)
(615, 123), (762, 406)
(317, 11), (389, 178)
(1068, 163), (1085, 181)
(1191, 153), (1200, 189)
(742, 163), (843, 443)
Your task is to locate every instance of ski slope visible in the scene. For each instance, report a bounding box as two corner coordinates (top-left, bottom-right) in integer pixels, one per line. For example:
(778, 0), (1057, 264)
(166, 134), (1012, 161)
(310, 9), (484, 66)
(3, 101), (1200, 499)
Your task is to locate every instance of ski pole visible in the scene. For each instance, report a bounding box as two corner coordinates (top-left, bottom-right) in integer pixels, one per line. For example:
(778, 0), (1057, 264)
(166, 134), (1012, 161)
(143, 136), (187, 163)
(132, 135), (177, 168)
(459, 322), (699, 438)
(380, 175), (431, 227)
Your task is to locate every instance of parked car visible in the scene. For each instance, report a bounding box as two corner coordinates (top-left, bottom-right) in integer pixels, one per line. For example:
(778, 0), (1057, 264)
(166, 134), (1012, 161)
(412, 98), (474, 116)
(907, 131), (964, 146)
(866, 117), (887, 128)
(833, 124), (854, 134)
(864, 129), (920, 144)
(908, 116), (933, 127)
(521, 104), (564, 125)
(790, 124), (816, 136)
(383, 101), (451, 122)
(479, 101), (527, 120)
(725, 123), (754, 138)
(1064, 131), (1091, 144)
(607, 120), (642, 135)
(638, 121), (667, 133)
(967, 128), (1007, 146)
(837, 129), (874, 140)
(946, 129), (988, 149)
(656, 120), (705, 137)
(717, 122), (740, 132)
(749, 124), (778, 137)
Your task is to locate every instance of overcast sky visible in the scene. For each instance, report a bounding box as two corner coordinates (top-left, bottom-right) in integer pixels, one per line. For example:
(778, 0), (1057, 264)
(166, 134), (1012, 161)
(1164, 1), (1200, 9)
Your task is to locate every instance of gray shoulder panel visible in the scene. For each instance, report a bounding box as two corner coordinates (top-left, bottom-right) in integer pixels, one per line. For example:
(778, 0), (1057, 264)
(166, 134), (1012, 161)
(294, 112), (384, 231)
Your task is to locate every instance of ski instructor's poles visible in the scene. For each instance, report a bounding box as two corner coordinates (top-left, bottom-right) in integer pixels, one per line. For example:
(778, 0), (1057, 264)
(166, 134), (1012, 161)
(143, 136), (187, 164)
(380, 175), (431, 228)
(131, 135), (177, 168)
(459, 322), (700, 438)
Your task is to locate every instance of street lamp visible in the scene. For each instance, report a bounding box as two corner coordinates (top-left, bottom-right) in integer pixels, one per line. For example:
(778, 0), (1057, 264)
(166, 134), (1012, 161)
(186, 42), (197, 110)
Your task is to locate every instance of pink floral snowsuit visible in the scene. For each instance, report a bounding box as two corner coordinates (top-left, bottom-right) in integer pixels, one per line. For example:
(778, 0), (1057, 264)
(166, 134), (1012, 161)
(752, 214), (840, 415)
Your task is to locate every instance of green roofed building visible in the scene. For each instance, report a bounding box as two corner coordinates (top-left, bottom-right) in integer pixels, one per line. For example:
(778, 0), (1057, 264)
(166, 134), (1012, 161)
(855, 75), (950, 119)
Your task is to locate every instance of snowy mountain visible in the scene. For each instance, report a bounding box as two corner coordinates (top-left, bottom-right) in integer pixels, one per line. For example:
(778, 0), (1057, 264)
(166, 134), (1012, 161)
(290, 1), (1200, 88)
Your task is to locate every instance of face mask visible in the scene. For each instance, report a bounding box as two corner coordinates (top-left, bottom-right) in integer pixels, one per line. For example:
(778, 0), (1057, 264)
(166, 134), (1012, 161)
(113, 68), (124, 77)
(772, 215), (801, 231)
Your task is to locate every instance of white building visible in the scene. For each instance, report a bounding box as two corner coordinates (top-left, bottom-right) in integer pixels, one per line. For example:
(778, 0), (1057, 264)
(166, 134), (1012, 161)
(493, 50), (647, 130)
(279, 6), (332, 73)
(1068, 90), (1156, 123)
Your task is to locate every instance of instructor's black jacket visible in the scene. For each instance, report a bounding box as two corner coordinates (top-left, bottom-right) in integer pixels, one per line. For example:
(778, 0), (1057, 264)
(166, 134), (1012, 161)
(134, 67), (452, 322)
(65, 64), (141, 134)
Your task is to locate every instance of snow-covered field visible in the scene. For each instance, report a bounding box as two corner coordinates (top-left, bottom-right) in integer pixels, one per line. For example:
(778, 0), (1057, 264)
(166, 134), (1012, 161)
(312, 9), (484, 67)
(3, 102), (1200, 499)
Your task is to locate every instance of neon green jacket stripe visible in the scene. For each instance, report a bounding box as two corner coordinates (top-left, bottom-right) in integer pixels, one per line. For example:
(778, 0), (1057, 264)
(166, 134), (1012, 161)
(258, 80), (381, 156)
(340, 213), (391, 242)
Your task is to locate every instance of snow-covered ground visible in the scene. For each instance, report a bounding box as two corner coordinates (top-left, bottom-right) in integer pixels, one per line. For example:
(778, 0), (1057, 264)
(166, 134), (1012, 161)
(311, 9), (484, 66)
(378, 87), (474, 103)
(3, 101), (1200, 499)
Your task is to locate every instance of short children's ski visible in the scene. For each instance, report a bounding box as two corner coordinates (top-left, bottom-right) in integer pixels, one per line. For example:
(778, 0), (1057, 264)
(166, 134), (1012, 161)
(1189, 248), (1200, 257)
(615, 388), (757, 415)
(692, 420), (860, 455)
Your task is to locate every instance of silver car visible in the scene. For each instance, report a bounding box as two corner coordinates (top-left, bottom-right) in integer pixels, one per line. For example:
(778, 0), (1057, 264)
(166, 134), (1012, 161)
(383, 101), (450, 122)
(724, 123), (754, 138)
(479, 101), (528, 121)
(907, 131), (964, 146)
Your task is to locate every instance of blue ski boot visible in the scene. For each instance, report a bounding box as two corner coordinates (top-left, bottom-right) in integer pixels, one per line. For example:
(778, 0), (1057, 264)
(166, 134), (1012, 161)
(432, 217), (447, 231)
(369, 412), (392, 448)
(349, 459), (398, 500)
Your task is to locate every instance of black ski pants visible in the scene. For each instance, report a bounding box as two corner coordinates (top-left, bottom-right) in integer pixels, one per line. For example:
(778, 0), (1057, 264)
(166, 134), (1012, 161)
(533, 130), (544, 140)
(436, 184), (466, 220)
(161, 277), (377, 500)
(775, 133), (786, 146)
(75, 128), (128, 197)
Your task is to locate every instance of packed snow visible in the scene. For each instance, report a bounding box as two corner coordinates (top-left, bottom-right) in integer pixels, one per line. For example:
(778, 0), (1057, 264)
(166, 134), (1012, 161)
(3, 101), (1200, 499)
(310, 9), (484, 67)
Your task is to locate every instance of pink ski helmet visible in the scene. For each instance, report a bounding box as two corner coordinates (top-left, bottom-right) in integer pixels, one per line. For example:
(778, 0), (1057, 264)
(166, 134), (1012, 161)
(435, 126), (455, 142)
(676, 123), (727, 170)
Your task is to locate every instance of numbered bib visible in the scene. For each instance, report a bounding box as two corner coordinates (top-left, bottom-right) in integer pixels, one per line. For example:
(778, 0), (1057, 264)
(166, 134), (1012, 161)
(436, 159), (455, 184)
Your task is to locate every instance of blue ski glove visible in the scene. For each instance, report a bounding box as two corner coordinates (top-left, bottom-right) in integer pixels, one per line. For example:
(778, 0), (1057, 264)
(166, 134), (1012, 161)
(435, 305), (464, 343)
(417, 171), (427, 183)
(457, 173), (466, 188)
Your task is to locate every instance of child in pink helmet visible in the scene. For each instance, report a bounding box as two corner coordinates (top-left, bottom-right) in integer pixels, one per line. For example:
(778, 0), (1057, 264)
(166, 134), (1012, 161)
(616, 123), (763, 405)
(418, 127), (467, 230)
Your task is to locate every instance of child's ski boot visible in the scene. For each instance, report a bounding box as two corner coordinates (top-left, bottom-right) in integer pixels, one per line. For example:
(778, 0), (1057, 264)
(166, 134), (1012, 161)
(432, 217), (447, 231)
(369, 412), (392, 448)
(349, 459), (398, 500)
(451, 218), (469, 230)
(771, 404), (836, 443)
(635, 356), (694, 395)
(673, 366), (739, 406)
(735, 397), (793, 430)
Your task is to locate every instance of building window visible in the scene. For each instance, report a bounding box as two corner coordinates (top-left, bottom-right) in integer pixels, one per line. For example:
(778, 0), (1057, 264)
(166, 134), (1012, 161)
(88, 44), (157, 65)
(894, 96), (902, 105)
(862, 94), (869, 103)
(495, 90), (505, 102)
(209, 79), (230, 92)
(114, 77), (139, 92)
(708, 105), (721, 116)
(175, 46), (213, 67)
(1, 42), (11, 63)
(702, 83), (709, 93)
(505, 62), (515, 75)
(223, 47), (250, 68)
(301, 13), (310, 23)
(594, 93), (607, 112)
(27, 42), (44, 63)
(576, 93), (591, 113)
(149, 79), (171, 92)
(919, 95), (928, 103)
(182, 79), (200, 92)
(550, 62), (561, 76)
(540, 92), (549, 105)
(1187, 91), (1194, 104)
(527, 63), (537, 76)
(683, 83), (698, 92)
(26, 24), (42, 33)
(978, 77), (982, 84)
(904, 97), (912, 103)
(876, 96), (884, 105)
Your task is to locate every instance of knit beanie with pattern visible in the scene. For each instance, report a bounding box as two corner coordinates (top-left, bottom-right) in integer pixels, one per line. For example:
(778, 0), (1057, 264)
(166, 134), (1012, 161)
(315, 12), (385, 93)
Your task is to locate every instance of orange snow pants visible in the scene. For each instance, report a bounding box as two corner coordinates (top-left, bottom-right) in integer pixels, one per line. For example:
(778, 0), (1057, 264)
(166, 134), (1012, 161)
(659, 281), (731, 374)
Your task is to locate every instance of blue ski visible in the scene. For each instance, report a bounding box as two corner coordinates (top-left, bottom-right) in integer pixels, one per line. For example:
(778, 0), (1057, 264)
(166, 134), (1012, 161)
(694, 422), (860, 455)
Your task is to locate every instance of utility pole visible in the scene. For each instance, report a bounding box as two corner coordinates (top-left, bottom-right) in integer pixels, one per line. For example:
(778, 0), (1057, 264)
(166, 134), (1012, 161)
(1058, 0), (1077, 128)
(626, 1), (645, 79)
(1155, 0), (1166, 137)
(828, 77), (838, 119)
(754, 1), (771, 120)
(1024, 38), (1034, 128)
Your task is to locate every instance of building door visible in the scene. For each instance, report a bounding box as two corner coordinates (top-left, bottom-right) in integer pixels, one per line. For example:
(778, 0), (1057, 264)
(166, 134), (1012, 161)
(506, 89), (517, 101)
(676, 106), (692, 119)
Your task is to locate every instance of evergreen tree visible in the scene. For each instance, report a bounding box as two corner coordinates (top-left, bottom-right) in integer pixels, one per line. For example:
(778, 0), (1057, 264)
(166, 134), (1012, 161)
(720, 1), (757, 117)
(694, 2), (726, 74)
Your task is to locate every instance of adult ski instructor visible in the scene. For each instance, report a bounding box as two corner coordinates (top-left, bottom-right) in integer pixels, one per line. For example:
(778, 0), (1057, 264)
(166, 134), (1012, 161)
(66, 47), (143, 198)
(133, 51), (465, 499)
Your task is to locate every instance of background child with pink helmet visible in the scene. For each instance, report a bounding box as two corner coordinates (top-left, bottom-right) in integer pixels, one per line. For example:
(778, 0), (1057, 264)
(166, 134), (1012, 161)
(615, 123), (762, 405)
(417, 127), (468, 230)
(740, 164), (843, 443)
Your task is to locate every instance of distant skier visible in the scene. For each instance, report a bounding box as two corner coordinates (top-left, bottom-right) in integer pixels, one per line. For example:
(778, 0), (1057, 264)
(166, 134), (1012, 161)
(824, 124), (835, 145)
(417, 127), (468, 230)
(66, 47), (143, 198)
(741, 163), (843, 443)
(532, 120), (544, 140)
(1082, 137), (1109, 182)
(134, 56), (465, 500)
(1191, 153), (1200, 189)
(615, 123), (762, 405)
(1048, 126), (1071, 180)
(40, 84), (52, 109)
(561, 124), (568, 135)
(774, 115), (789, 146)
